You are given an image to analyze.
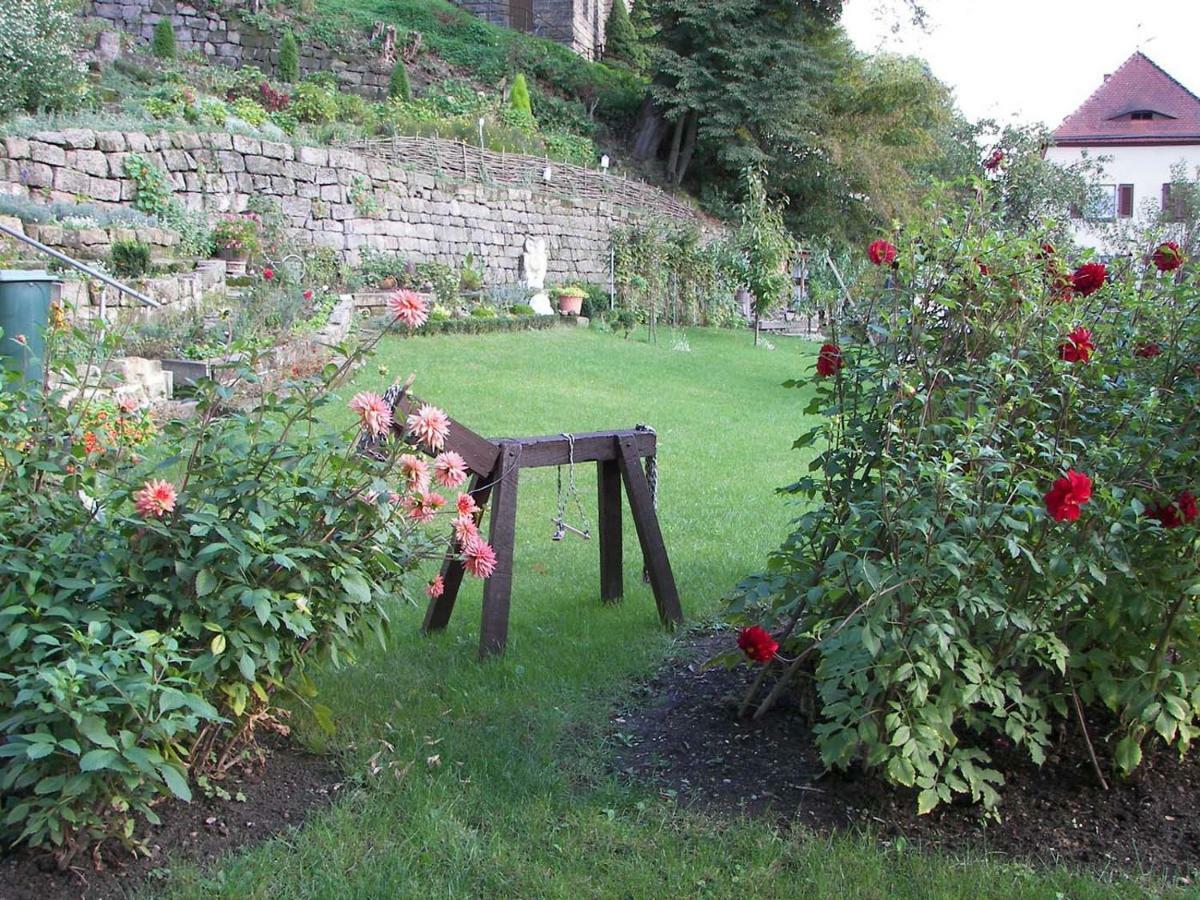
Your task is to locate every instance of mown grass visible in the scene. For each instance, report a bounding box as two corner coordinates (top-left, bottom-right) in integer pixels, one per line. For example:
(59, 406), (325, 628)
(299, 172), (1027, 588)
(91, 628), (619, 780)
(155, 327), (1177, 898)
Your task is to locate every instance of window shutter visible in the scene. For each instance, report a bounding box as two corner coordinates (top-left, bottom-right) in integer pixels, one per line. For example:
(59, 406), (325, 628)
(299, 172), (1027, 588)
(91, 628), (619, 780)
(1163, 183), (1172, 214)
(1118, 184), (1134, 218)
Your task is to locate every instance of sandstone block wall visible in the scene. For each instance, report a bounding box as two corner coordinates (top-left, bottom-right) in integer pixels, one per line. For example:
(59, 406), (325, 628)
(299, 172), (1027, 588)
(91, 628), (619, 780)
(81, 0), (395, 98)
(0, 129), (675, 285)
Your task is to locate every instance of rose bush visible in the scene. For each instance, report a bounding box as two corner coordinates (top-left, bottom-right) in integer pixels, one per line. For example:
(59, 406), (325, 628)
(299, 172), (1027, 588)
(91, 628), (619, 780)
(730, 182), (1200, 813)
(0, 298), (492, 863)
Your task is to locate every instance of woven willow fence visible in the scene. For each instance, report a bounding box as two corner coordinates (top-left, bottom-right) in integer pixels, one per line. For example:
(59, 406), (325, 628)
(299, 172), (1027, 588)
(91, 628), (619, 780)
(341, 135), (711, 227)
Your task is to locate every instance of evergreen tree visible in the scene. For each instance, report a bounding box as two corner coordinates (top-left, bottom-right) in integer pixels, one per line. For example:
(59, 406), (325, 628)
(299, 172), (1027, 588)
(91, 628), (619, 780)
(509, 72), (532, 119)
(278, 30), (300, 83)
(603, 0), (641, 67)
(151, 17), (176, 60)
(629, 0), (655, 39)
(389, 60), (411, 101)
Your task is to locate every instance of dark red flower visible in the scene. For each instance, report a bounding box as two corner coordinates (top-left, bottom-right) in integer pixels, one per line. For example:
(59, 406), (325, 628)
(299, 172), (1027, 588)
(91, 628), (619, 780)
(868, 239), (898, 267)
(1070, 262), (1107, 297)
(1039, 242), (1056, 258)
(263, 267), (275, 281)
(1135, 341), (1162, 358)
(737, 625), (779, 664)
(976, 260), (990, 277)
(1058, 326), (1096, 363)
(983, 149), (1004, 171)
(1044, 470), (1093, 522)
(816, 343), (843, 377)
(1152, 241), (1184, 272)
(1147, 491), (1198, 528)
(303, 289), (314, 301)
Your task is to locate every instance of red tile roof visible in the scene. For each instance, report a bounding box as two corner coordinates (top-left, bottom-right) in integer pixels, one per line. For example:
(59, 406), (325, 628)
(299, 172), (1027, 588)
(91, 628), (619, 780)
(1052, 52), (1200, 146)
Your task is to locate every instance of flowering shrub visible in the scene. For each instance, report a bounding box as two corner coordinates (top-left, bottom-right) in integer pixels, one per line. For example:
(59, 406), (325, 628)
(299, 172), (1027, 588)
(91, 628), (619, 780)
(0, 298), (494, 863)
(731, 184), (1200, 813)
(210, 213), (263, 258)
(0, 0), (85, 117)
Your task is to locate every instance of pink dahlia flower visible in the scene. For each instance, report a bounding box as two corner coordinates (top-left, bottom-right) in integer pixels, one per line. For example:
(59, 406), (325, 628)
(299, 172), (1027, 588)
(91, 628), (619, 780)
(350, 391), (393, 438)
(456, 492), (479, 516)
(399, 453), (430, 490)
(426, 574), (445, 599)
(388, 290), (429, 331)
(453, 513), (479, 545)
(462, 535), (498, 579)
(407, 404), (450, 451)
(133, 478), (177, 518)
(433, 451), (468, 488)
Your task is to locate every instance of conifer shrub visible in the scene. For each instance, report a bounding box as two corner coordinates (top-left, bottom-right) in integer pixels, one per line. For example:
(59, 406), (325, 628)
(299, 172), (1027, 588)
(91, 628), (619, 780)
(151, 16), (176, 60)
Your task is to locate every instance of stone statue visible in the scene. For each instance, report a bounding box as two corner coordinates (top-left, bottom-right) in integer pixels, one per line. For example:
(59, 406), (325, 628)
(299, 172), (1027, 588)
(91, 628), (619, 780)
(522, 236), (553, 315)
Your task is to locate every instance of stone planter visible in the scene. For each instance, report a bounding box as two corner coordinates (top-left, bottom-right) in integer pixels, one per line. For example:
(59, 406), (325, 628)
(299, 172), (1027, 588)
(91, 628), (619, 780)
(556, 292), (585, 316)
(217, 249), (249, 277)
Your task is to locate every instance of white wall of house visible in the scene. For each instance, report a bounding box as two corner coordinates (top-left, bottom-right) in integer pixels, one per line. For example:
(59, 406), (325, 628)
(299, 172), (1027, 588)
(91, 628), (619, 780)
(1046, 144), (1200, 254)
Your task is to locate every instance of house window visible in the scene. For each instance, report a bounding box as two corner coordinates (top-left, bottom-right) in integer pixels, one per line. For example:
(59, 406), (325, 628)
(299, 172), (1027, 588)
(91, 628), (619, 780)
(1163, 184), (1191, 223)
(1131, 111), (1154, 121)
(1118, 184), (1134, 218)
(1084, 184), (1117, 222)
(510, 0), (533, 32)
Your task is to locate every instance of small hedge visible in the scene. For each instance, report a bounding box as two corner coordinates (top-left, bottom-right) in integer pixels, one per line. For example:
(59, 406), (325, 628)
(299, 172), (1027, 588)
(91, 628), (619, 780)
(380, 313), (572, 337)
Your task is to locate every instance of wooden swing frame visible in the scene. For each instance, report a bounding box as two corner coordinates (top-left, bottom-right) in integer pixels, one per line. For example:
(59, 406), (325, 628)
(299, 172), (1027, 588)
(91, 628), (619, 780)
(389, 394), (683, 658)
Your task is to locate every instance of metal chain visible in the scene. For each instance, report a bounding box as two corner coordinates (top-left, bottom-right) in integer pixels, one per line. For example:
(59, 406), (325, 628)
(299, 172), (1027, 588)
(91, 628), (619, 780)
(553, 433), (590, 540)
(636, 423), (658, 510)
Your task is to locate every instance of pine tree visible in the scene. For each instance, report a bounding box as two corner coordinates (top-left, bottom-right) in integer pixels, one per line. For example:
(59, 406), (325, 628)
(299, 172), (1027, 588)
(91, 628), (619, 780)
(151, 17), (176, 60)
(389, 60), (411, 101)
(509, 72), (532, 119)
(603, 0), (641, 67)
(629, 0), (655, 40)
(278, 30), (300, 83)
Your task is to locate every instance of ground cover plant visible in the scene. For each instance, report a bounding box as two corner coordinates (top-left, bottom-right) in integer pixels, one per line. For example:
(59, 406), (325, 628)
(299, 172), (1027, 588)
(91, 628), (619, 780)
(112, 327), (1174, 898)
(731, 177), (1200, 816)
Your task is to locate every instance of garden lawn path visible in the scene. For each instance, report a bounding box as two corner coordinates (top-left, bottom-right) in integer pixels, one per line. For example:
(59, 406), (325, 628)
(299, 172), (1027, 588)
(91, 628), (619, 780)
(155, 328), (1159, 899)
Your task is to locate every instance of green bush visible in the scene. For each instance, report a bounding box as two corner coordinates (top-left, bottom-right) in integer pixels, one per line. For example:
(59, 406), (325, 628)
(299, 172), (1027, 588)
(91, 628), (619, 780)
(109, 239), (152, 279)
(231, 96), (269, 127)
(470, 305), (496, 318)
(292, 81), (338, 125)
(509, 303), (536, 316)
(389, 60), (411, 102)
(0, 0), (85, 117)
(151, 16), (177, 60)
(391, 313), (568, 337)
(732, 185), (1200, 814)
(0, 327), (471, 863)
(509, 72), (533, 120)
(278, 30), (300, 83)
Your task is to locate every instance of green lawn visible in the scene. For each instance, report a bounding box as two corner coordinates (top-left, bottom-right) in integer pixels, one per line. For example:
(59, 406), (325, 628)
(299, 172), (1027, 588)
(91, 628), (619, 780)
(157, 327), (1167, 898)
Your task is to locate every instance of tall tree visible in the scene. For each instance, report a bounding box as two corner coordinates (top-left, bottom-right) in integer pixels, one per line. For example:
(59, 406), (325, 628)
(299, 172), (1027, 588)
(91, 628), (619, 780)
(603, 0), (642, 68)
(629, 0), (655, 39)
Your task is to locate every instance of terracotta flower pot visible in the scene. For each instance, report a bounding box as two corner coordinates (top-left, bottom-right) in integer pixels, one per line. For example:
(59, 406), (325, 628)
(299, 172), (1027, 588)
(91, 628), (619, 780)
(217, 248), (249, 277)
(557, 292), (584, 316)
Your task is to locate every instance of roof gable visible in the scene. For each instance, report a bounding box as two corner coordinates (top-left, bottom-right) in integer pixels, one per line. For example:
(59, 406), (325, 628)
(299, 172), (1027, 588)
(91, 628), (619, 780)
(1052, 52), (1200, 146)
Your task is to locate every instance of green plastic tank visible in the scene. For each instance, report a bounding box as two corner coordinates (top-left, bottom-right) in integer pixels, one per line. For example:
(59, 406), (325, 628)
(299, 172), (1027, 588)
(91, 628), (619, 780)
(0, 270), (60, 388)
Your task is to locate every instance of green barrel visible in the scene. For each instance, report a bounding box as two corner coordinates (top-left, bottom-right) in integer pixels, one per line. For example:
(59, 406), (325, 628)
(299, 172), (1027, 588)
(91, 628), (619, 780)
(0, 270), (61, 388)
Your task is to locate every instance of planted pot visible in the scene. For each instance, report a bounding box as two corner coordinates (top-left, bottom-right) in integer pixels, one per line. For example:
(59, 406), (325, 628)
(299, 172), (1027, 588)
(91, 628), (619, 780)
(217, 248), (249, 277)
(556, 290), (585, 316)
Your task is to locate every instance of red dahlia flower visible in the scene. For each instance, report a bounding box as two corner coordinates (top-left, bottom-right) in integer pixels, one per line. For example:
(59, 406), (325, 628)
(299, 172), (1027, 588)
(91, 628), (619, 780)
(1152, 241), (1184, 272)
(263, 267), (274, 281)
(1059, 326), (1096, 363)
(1044, 470), (1093, 522)
(816, 343), (843, 377)
(1070, 262), (1107, 296)
(983, 149), (1004, 170)
(1135, 342), (1163, 358)
(737, 625), (779, 664)
(868, 239), (898, 266)
(1148, 490), (1199, 528)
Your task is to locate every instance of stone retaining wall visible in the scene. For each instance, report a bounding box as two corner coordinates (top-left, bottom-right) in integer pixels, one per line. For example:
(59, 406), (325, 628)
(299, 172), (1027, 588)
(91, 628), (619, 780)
(0, 128), (682, 285)
(81, 0), (395, 98)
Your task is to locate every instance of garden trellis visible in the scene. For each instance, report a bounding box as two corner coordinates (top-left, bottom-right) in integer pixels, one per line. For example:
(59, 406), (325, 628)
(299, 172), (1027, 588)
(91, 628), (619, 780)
(370, 382), (683, 658)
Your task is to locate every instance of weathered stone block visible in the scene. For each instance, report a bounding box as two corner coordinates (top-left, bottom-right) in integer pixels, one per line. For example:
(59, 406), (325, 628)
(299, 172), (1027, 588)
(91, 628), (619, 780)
(89, 177), (122, 203)
(259, 140), (294, 161)
(28, 141), (66, 166)
(244, 155), (281, 176)
(53, 168), (91, 195)
(3, 137), (30, 160)
(71, 150), (110, 177)
(231, 135), (261, 155)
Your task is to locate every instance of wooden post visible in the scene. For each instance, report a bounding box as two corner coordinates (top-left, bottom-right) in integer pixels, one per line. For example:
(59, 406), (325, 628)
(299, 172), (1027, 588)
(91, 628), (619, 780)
(423, 471), (494, 633)
(479, 443), (520, 658)
(616, 438), (683, 627)
(597, 458), (623, 603)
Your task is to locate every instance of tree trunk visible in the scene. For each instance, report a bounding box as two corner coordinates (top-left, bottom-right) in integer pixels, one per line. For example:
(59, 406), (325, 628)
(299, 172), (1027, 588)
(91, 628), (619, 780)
(672, 112), (699, 186)
(665, 114), (685, 183)
(631, 96), (669, 162)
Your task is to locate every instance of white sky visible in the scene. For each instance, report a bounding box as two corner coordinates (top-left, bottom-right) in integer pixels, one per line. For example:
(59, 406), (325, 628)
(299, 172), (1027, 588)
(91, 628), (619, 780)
(842, 0), (1200, 129)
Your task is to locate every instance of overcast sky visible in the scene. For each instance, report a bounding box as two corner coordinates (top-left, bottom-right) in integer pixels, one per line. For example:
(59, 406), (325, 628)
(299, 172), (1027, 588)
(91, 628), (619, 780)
(842, 0), (1200, 129)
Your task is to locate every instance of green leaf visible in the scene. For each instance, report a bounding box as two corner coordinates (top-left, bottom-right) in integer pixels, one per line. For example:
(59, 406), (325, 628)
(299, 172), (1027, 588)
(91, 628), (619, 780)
(79, 748), (121, 772)
(78, 715), (117, 749)
(887, 755), (916, 787)
(917, 788), (940, 815)
(211, 633), (227, 656)
(312, 703), (335, 736)
(160, 764), (192, 802)
(1115, 735), (1143, 774)
(196, 569), (218, 597)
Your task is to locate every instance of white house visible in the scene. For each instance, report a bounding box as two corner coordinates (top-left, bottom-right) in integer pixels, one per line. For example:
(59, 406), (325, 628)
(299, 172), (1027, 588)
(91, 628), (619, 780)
(1046, 52), (1200, 254)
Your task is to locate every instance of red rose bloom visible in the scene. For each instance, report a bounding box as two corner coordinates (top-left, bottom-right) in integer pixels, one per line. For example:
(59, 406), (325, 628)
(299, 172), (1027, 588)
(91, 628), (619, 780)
(737, 625), (779, 664)
(303, 289), (314, 301)
(1070, 262), (1107, 297)
(1039, 242), (1055, 258)
(816, 343), (843, 377)
(263, 267), (275, 281)
(1152, 241), (1184, 272)
(1148, 491), (1198, 528)
(983, 149), (1004, 171)
(1058, 326), (1096, 363)
(1135, 341), (1163, 358)
(1044, 470), (1093, 522)
(868, 239), (898, 267)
